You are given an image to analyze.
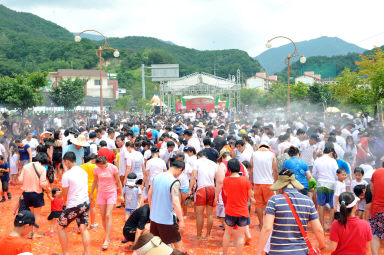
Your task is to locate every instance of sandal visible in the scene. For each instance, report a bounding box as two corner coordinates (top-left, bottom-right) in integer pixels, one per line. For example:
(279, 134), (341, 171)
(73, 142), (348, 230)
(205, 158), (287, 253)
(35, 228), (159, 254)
(102, 242), (109, 251)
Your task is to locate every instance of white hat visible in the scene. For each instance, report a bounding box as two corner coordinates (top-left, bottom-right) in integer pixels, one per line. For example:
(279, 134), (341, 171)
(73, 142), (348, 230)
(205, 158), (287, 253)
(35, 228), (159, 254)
(70, 134), (90, 147)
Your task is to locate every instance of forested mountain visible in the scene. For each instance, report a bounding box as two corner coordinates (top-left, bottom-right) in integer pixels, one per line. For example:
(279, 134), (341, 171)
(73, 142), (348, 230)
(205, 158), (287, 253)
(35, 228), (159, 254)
(0, 5), (73, 41)
(256, 36), (366, 74)
(276, 45), (384, 81)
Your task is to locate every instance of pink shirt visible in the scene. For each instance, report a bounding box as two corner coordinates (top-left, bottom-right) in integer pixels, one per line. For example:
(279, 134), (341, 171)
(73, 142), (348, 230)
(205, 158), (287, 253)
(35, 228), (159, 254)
(94, 163), (118, 193)
(18, 162), (47, 193)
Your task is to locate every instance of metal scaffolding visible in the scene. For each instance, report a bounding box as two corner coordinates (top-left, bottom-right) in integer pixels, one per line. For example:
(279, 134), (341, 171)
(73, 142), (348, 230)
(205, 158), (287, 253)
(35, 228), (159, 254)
(160, 72), (241, 112)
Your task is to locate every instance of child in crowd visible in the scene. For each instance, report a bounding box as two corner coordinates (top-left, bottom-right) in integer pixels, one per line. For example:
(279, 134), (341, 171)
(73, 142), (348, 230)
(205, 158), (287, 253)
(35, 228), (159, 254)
(351, 167), (368, 192)
(0, 210), (38, 254)
(123, 173), (142, 221)
(334, 168), (347, 220)
(353, 184), (367, 219)
(9, 146), (19, 185)
(0, 155), (11, 202)
(329, 192), (372, 254)
(47, 188), (63, 236)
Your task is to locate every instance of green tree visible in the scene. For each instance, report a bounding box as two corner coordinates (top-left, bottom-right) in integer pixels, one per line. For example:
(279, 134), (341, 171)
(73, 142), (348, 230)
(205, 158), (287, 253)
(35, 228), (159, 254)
(308, 82), (335, 105)
(137, 98), (152, 113)
(291, 82), (309, 101)
(356, 48), (384, 116)
(0, 72), (46, 115)
(268, 83), (287, 107)
(49, 78), (86, 109)
(113, 95), (134, 111)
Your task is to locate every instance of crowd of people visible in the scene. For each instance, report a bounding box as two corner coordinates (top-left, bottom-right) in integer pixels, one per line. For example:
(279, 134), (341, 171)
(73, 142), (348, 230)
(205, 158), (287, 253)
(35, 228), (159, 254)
(0, 109), (383, 255)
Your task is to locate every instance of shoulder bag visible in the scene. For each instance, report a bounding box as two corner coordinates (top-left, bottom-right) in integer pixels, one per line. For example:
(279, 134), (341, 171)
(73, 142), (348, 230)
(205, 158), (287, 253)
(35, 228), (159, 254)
(283, 193), (322, 255)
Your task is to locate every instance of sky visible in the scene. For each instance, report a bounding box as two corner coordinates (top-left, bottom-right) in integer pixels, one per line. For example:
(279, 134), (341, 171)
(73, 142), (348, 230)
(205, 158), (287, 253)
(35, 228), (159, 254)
(2, 0), (384, 56)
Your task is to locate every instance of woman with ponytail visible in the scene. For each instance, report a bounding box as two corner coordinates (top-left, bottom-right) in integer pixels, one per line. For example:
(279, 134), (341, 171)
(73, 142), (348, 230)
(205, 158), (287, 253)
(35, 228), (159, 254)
(329, 191), (372, 254)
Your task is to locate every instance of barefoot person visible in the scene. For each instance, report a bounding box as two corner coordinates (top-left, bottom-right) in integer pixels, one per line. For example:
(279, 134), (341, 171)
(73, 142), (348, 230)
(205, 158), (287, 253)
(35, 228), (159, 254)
(91, 156), (123, 250)
(188, 151), (217, 239)
(148, 159), (185, 250)
(58, 152), (91, 255)
(222, 159), (254, 255)
(256, 169), (326, 255)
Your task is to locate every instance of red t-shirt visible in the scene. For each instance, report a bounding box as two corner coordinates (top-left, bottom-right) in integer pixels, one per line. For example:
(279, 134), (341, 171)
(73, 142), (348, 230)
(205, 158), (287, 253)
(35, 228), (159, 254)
(221, 160), (246, 206)
(0, 235), (31, 255)
(97, 148), (116, 164)
(371, 168), (384, 217)
(330, 217), (372, 255)
(356, 137), (369, 160)
(222, 176), (252, 217)
(51, 198), (63, 211)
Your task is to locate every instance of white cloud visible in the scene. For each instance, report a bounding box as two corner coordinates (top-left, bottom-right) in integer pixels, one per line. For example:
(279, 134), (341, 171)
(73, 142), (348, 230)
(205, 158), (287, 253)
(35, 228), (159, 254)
(2, 0), (384, 56)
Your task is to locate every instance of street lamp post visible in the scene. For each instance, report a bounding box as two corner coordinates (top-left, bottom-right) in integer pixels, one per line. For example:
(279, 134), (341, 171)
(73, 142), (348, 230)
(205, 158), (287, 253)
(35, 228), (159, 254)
(266, 36), (306, 114)
(75, 30), (119, 122)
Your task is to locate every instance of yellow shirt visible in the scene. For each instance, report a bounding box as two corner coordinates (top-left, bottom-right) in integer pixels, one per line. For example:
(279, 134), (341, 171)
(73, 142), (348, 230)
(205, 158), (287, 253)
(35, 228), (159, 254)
(80, 163), (96, 197)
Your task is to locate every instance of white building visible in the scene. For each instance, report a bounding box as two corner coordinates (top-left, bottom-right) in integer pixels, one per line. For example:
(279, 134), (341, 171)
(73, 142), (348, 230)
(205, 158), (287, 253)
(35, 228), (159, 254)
(245, 72), (278, 91)
(295, 71), (322, 85)
(48, 69), (118, 99)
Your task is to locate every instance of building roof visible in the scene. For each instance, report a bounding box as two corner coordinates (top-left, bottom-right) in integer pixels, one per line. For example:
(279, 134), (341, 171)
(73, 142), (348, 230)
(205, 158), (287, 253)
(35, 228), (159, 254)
(56, 69), (108, 78)
(43, 93), (114, 107)
(165, 72), (238, 91)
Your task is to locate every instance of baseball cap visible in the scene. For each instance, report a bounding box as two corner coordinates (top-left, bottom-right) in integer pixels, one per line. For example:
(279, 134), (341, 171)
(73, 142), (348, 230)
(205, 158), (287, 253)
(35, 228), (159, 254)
(147, 131), (153, 139)
(14, 210), (39, 228)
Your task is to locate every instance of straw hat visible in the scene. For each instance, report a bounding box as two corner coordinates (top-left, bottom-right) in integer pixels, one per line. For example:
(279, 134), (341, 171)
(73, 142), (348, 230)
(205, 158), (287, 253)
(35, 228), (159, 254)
(196, 122), (205, 128)
(134, 235), (173, 255)
(270, 173), (304, 191)
(217, 148), (230, 162)
(70, 134), (90, 147)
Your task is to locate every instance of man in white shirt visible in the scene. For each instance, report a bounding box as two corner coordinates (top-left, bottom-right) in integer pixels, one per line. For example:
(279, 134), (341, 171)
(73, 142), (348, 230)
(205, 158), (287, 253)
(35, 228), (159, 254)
(184, 130), (201, 153)
(188, 151), (218, 239)
(105, 130), (116, 150)
(23, 133), (39, 158)
(250, 143), (277, 230)
(299, 134), (320, 171)
(341, 123), (354, 139)
(58, 151), (90, 255)
(312, 142), (338, 229)
(160, 141), (176, 167)
(235, 140), (252, 163)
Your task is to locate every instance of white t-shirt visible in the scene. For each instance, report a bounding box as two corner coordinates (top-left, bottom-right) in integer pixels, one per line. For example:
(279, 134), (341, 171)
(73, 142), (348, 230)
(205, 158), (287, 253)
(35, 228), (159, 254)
(299, 140), (318, 167)
(185, 155), (198, 177)
(146, 157), (167, 185)
(251, 150), (275, 184)
(89, 142), (98, 155)
(62, 166), (89, 209)
(106, 138), (116, 150)
(334, 180), (346, 212)
(360, 164), (375, 180)
(143, 149), (152, 160)
(127, 151), (144, 179)
(23, 138), (39, 157)
(118, 146), (128, 176)
(239, 149), (253, 163)
(159, 149), (175, 165)
(188, 137), (202, 153)
(351, 179), (368, 193)
(0, 144), (6, 157)
(195, 158), (217, 190)
(312, 154), (338, 189)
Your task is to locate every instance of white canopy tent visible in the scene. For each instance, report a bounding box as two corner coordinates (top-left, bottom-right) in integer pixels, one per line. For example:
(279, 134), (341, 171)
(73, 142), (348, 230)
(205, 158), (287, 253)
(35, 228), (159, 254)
(160, 72), (241, 111)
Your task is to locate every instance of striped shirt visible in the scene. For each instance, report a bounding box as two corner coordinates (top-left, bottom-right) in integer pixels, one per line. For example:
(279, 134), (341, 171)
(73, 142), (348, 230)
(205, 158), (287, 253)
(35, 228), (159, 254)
(265, 188), (318, 255)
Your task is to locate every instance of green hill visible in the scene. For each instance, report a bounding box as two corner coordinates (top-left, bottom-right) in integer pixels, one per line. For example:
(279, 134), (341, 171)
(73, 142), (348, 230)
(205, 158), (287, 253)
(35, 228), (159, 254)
(0, 5), (73, 41)
(107, 36), (262, 77)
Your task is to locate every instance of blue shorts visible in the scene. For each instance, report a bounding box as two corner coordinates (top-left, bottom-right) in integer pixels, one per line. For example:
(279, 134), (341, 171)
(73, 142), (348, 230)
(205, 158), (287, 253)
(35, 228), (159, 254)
(180, 188), (189, 194)
(125, 208), (135, 213)
(317, 187), (334, 207)
(225, 215), (250, 227)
